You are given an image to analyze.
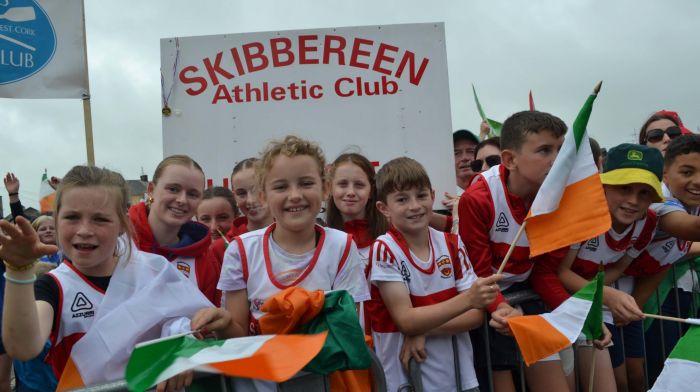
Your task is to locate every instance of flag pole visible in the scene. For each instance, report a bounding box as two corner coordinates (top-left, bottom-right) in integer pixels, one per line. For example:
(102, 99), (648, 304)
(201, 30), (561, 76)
(80, 0), (94, 166)
(643, 313), (700, 325)
(496, 222), (527, 275)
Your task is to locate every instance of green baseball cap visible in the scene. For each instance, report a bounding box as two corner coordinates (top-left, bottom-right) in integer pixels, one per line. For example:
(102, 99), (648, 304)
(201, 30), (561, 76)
(600, 143), (664, 202)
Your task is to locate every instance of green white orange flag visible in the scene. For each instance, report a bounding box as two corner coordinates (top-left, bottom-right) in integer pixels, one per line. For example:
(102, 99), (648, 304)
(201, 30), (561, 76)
(651, 326), (700, 391)
(125, 332), (327, 392)
(508, 269), (604, 366)
(525, 82), (611, 257)
(39, 170), (55, 213)
(471, 84), (502, 137)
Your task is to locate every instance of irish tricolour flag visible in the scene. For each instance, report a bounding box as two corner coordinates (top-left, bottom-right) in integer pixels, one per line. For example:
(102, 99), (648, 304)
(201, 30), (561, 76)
(651, 326), (700, 391)
(39, 170), (55, 213)
(524, 82), (611, 257)
(125, 332), (327, 392)
(508, 268), (604, 366)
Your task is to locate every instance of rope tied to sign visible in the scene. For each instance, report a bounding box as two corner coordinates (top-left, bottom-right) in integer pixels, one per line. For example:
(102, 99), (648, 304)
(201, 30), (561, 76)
(160, 37), (180, 116)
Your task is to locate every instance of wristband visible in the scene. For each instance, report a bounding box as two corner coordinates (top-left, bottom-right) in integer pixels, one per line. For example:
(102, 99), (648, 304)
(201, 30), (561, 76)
(3, 272), (36, 285)
(3, 260), (37, 272)
(8, 192), (18, 196)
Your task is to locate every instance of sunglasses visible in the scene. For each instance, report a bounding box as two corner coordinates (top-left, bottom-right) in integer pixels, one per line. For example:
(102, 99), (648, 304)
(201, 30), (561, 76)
(645, 126), (682, 143)
(470, 155), (501, 172)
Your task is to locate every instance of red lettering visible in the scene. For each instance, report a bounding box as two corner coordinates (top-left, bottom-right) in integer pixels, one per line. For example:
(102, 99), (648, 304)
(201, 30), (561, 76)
(230, 47), (246, 75)
(270, 38), (294, 67)
(381, 76), (398, 95)
(179, 66), (207, 96)
(271, 87), (285, 100)
(242, 42), (269, 72)
(349, 38), (373, 69)
(334, 77), (354, 97)
(212, 85), (232, 104)
(203, 52), (234, 85)
(372, 43), (398, 75)
(298, 35), (319, 64)
(323, 35), (346, 65)
(395, 51), (429, 86)
(310, 85), (323, 99)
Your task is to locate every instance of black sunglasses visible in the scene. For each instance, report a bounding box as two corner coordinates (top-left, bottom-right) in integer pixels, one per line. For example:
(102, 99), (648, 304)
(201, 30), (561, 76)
(470, 155), (501, 172)
(645, 126), (682, 143)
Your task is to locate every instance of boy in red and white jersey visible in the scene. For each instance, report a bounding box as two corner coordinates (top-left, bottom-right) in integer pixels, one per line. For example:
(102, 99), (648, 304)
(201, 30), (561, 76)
(458, 110), (570, 391)
(368, 157), (500, 392)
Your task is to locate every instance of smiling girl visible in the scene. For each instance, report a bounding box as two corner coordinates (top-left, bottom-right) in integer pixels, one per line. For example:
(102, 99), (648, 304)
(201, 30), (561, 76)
(326, 153), (387, 268)
(128, 155), (221, 305)
(0, 166), (227, 391)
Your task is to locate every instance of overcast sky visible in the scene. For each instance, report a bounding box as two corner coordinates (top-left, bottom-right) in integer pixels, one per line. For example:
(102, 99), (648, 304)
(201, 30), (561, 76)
(1, 0), (698, 214)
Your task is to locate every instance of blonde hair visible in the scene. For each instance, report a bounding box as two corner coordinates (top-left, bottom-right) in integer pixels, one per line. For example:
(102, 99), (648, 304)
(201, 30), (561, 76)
(153, 154), (205, 185)
(54, 165), (134, 259)
(31, 215), (54, 232)
(256, 135), (326, 191)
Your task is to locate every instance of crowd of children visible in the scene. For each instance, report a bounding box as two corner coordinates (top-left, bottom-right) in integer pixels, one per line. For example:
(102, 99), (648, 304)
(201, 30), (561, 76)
(0, 108), (698, 392)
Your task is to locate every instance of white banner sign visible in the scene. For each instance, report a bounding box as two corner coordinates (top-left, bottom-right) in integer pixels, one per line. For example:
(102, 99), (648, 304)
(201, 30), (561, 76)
(0, 0), (87, 98)
(161, 23), (454, 207)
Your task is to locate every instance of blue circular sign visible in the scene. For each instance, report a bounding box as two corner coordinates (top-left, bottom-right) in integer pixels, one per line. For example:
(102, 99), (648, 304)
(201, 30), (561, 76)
(0, 0), (56, 84)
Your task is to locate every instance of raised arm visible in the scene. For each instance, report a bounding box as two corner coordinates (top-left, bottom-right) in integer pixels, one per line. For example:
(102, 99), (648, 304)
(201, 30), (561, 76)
(0, 217), (57, 360)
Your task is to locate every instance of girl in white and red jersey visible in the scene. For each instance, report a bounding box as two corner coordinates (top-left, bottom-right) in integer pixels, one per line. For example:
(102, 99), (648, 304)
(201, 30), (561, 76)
(128, 155), (222, 306)
(0, 166), (228, 391)
(556, 144), (663, 392)
(210, 158), (273, 265)
(326, 153), (388, 270)
(216, 136), (370, 390)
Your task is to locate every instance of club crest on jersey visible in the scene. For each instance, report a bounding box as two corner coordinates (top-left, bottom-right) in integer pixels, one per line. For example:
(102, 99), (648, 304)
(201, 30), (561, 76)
(495, 212), (509, 232)
(585, 237), (599, 251)
(176, 261), (191, 278)
(437, 255), (453, 278)
(400, 260), (411, 283)
(71, 292), (94, 318)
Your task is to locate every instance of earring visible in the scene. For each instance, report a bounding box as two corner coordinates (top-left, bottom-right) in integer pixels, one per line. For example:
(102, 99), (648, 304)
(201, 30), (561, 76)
(146, 195), (154, 207)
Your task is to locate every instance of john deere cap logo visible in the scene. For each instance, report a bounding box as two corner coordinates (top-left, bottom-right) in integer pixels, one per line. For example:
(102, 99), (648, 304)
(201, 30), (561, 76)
(627, 150), (643, 161)
(0, 0), (57, 85)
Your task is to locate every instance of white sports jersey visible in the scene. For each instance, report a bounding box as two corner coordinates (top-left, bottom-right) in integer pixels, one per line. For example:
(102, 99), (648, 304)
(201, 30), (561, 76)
(481, 165), (532, 289)
(635, 185), (699, 274)
(368, 227), (478, 392)
(570, 209), (657, 278)
(218, 224), (370, 335)
(46, 262), (105, 376)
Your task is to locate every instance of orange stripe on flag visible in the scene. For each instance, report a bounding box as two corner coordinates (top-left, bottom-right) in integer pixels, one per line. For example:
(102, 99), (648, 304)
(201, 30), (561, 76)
(209, 332), (327, 382)
(40, 193), (55, 213)
(508, 315), (570, 366)
(527, 175), (610, 257)
(56, 357), (85, 392)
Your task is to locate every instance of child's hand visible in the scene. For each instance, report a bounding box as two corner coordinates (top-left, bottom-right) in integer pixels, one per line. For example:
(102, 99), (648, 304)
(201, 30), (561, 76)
(441, 192), (460, 210)
(3, 172), (19, 194)
(464, 274), (502, 309)
(156, 370), (194, 392)
(399, 334), (426, 371)
(604, 288), (643, 325)
(489, 303), (521, 336)
(191, 307), (232, 338)
(592, 323), (612, 350)
(0, 217), (58, 268)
